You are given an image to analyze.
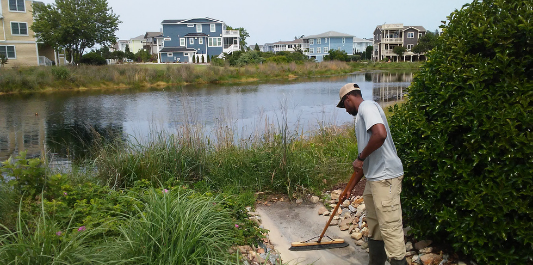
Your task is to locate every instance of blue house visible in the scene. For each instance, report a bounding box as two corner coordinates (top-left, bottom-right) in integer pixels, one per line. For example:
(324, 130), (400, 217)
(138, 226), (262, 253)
(159, 17), (240, 63)
(303, 31), (355, 62)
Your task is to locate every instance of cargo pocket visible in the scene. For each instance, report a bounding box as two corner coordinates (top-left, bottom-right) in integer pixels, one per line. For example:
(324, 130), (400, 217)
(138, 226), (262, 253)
(381, 198), (400, 212)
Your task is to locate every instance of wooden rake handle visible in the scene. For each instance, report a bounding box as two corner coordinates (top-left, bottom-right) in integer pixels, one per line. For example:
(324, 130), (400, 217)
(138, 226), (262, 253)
(317, 171), (359, 243)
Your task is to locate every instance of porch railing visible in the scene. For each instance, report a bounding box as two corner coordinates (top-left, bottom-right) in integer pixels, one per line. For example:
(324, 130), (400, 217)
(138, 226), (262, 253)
(38, 56), (53, 66)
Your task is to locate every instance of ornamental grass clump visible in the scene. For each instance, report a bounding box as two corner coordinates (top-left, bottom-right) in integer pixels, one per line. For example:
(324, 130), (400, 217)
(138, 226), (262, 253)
(390, 0), (532, 264)
(115, 188), (237, 264)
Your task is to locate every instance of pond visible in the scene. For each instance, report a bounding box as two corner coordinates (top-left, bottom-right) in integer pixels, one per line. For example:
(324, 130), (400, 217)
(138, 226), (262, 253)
(0, 71), (413, 162)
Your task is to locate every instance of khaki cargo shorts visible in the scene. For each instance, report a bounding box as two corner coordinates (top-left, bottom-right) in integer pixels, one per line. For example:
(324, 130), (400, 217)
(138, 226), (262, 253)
(363, 175), (406, 260)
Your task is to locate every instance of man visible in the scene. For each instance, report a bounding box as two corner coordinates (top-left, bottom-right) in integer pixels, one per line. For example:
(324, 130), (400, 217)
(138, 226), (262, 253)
(337, 83), (407, 265)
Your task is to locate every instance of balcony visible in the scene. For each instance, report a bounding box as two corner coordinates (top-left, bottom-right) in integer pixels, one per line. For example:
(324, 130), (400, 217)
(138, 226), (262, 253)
(382, 38), (403, 43)
(223, 30), (239, 37)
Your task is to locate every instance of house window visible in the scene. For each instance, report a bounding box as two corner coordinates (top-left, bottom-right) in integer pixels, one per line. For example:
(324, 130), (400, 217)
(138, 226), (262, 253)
(196, 24), (202, 33)
(199, 38), (203, 44)
(184, 53), (188, 56)
(8, 0), (25, 11)
(208, 37), (222, 47)
(210, 24), (216, 32)
(0, 45), (16, 59)
(317, 47), (321, 54)
(187, 24), (194, 27)
(324, 47), (329, 53)
(418, 33), (423, 38)
(190, 38), (194, 44)
(342, 38), (345, 44)
(11, 22), (28, 35)
(407, 44), (414, 51)
(309, 48), (314, 54)
(167, 52), (173, 57)
(310, 39), (314, 45)
(407, 32), (414, 38)
(180, 38), (185, 46)
(317, 38), (321, 44)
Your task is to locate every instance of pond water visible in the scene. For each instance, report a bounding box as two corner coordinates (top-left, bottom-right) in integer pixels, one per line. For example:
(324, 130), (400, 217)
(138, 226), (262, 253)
(0, 71), (413, 162)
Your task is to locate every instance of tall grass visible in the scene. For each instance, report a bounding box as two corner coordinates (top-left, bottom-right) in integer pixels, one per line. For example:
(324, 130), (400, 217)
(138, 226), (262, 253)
(0, 61), (418, 93)
(112, 188), (237, 264)
(0, 200), (114, 264)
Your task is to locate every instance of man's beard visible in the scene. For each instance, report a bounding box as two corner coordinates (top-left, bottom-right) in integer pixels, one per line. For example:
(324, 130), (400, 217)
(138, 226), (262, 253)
(348, 109), (358, 116)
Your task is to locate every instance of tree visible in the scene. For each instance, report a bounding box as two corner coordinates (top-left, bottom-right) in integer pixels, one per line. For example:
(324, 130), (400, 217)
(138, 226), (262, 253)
(324, 49), (349, 62)
(411, 31), (439, 54)
(0, 54), (7, 67)
(254, 43), (260, 51)
(393, 46), (407, 58)
(226, 26), (250, 51)
(31, 0), (120, 64)
(390, 0), (532, 264)
(365, 45), (373, 60)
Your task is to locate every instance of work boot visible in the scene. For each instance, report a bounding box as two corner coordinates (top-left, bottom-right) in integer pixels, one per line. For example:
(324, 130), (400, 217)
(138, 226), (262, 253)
(367, 239), (387, 265)
(389, 257), (408, 265)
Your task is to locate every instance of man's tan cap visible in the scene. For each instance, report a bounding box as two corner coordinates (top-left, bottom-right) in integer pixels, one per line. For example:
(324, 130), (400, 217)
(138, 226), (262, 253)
(337, 83), (360, 108)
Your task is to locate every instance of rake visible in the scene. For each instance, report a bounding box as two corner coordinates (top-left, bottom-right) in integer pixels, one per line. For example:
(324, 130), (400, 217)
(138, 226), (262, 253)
(289, 171), (362, 251)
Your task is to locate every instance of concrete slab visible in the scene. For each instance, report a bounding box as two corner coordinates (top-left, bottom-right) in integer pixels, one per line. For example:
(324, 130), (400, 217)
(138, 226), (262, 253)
(257, 201), (369, 265)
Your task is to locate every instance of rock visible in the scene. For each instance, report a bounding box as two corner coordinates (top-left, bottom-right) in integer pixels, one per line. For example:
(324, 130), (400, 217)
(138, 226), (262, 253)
(238, 245), (253, 253)
(318, 206), (327, 215)
(351, 232), (363, 240)
(256, 247), (265, 254)
(361, 230), (369, 238)
(331, 189), (342, 201)
(323, 210), (331, 216)
(411, 255), (420, 264)
(404, 226), (412, 236)
(339, 219), (351, 231)
(351, 197), (364, 207)
(414, 240), (432, 250)
(333, 216), (340, 220)
(329, 203), (337, 208)
(406, 256), (413, 265)
(247, 211), (259, 216)
(405, 250), (417, 257)
(352, 227), (360, 233)
(419, 247), (433, 254)
(310, 196), (320, 203)
(296, 198), (303, 204)
(342, 200), (350, 207)
(336, 209), (343, 215)
(361, 242), (368, 249)
(357, 204), (366, 214)
(419, 253), (442, 265)
(249, 216), (261, 225)
(354, 239), (365, 246)
(329, 219), (339, 226)
(405, 241), (414, 251)
(457, 262), (467, 265)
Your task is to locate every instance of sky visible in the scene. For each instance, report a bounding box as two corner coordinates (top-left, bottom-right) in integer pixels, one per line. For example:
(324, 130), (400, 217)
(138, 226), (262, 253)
(38, 0), (472, 46)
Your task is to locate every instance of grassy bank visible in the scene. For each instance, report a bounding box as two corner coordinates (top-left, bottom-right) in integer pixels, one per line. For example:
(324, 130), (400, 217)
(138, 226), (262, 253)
(0, 61), (421, 94)
(0, 116), (362, 264)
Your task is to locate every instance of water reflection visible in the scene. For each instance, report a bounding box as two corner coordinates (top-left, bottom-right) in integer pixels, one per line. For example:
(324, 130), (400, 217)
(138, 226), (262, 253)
(0, 71), (412, 161)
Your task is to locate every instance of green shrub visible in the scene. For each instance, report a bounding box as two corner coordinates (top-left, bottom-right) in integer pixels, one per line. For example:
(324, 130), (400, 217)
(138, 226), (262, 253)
(81, 52), (107, 65)
(390, 0), (533, 264)
(51, 66), (70, 80)
(0, 151), (46, 199)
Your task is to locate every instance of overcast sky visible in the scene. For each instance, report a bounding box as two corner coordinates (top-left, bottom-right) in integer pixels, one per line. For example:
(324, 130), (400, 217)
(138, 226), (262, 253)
(39, 0), (472, 46)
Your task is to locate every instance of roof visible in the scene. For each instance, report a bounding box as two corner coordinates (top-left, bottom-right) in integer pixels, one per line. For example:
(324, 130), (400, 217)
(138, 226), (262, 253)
(162, 17), (224, 24)
(145, 32), (163, 38)
(304, 31), (354, 39)
(131, 35), (145, 40)
(160, 47), (196, 53)
(375, 24), (426, 32)
(184, 33), (209, 37)
(272, 39), (304, 45)
(353, 37), (373, 43)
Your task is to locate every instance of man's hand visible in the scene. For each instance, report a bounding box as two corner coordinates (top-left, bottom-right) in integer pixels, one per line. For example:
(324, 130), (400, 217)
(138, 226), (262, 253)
(353, 159), (363, 173)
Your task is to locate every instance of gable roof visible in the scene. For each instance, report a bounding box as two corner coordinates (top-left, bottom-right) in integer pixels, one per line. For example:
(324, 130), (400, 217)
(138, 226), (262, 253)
(162, 17), (224, 24)
(304, 31), (354, 39)
(131, 35), (145, 40)
(271, 39), (304, 45)
(375, 24), (426, 32)
(145, 32), (163, 38)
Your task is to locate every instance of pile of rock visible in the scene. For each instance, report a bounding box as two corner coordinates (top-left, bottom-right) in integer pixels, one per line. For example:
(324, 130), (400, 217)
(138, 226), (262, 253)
(316, 190), (471, 265)
(230, 208), (281, 265)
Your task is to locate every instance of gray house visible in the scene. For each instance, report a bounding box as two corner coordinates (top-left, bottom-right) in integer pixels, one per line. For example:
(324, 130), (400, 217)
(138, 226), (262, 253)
(373, 23), (426, 62)
(159, 17), (240, 63)
(303, 31), (354, 62)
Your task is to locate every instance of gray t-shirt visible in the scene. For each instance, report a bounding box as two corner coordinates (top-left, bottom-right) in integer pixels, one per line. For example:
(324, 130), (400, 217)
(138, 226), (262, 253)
(355, 100), (404, 181)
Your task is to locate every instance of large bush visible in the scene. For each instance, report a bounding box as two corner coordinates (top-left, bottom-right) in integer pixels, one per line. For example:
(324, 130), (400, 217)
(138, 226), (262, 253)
(390, 0), (532, 264)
